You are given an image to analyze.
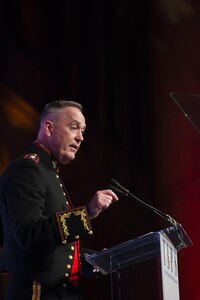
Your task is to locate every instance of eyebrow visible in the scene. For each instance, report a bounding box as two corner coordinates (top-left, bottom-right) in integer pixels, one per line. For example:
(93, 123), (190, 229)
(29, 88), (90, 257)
(69, 120), (86, 130)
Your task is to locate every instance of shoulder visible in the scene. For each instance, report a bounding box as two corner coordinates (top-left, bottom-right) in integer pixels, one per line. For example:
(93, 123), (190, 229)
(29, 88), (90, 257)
(0, 154), (44, 190)
(4, 153), (42, 177)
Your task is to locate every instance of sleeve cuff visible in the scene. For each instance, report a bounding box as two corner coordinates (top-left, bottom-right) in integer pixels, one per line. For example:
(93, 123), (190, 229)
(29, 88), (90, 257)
(56, 206), (93, 244)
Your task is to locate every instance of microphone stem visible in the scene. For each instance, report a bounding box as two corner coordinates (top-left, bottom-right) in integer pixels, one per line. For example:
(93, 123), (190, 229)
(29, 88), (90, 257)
(109, 182), (177, 226)
(127, 191), (177, 226)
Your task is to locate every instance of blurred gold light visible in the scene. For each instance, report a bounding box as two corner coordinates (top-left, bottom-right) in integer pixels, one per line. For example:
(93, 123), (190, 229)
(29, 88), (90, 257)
(0, 82), (39, 174)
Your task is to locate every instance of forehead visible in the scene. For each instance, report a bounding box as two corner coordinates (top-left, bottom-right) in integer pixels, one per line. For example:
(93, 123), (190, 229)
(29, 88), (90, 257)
(58, 106), (86, 126)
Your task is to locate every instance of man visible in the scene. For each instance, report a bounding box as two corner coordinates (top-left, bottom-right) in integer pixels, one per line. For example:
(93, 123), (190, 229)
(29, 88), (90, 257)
(0, 100), (118, 299)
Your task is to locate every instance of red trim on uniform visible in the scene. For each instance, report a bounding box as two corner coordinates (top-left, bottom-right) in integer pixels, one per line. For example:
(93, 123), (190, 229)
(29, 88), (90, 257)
(33, 141), (51, 156)
(67, 201), (80, 288)
(70, 240), (80, 288)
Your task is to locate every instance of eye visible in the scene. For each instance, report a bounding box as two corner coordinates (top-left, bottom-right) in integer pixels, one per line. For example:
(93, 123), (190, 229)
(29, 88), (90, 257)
(70, 126), (78, 131)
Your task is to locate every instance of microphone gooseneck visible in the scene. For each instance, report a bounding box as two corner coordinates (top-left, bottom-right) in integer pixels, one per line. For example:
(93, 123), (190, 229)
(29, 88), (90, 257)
(109, 178), (178, 226)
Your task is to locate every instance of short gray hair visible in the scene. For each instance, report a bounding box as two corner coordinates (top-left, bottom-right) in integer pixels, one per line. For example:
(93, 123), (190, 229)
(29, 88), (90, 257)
(40, 100), (83, 124)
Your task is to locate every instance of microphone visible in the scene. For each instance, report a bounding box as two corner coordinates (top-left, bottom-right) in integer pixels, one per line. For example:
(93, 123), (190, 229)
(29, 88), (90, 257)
(109, 178), (178, 226)
(109, 178), (129, 197)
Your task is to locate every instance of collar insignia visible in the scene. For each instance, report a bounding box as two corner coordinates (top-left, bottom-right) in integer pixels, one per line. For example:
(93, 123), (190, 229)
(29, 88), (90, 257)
(52, 160), (59, 170)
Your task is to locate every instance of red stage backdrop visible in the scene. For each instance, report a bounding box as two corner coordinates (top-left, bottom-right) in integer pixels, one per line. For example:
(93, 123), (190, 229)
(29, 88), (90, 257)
(151, 1), (200, 299)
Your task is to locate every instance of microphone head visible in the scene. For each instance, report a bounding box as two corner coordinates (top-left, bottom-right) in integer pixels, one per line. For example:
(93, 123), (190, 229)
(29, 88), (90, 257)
(108, 184), (127, 197)
(110, 178), (118, 186)
(109, 178), (129, 196)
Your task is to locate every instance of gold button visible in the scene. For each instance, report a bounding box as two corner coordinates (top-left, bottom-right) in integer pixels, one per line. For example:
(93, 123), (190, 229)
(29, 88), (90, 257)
(65, 273), (69, 278)
(66, 201), (69, 205)
(71, 246), (75, 251)
(62, 240), (67, 244)
(88, 230), (93, 235)
(75, 235), (80, 240)
(69, 255), (73, 260)
(56, 175), (59, 178)
(60, 183), (63, 187)
(63, 192), (66, 196)
(66, 264), (71, 269)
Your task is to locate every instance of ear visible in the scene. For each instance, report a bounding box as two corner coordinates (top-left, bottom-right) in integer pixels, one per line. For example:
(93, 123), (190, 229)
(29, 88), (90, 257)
(45, 121), (54, 137)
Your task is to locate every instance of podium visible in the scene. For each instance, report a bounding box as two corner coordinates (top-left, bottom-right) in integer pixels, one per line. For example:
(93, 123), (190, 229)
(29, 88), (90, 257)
(85, 224), (192, 300)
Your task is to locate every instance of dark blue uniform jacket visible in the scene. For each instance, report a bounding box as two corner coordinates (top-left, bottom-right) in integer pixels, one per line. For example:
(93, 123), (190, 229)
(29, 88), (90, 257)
(0, 142), (93, 287)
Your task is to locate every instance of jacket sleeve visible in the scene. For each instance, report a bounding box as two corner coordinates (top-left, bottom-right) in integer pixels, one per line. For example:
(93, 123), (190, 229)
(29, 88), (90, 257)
(1, 159), (93, 250)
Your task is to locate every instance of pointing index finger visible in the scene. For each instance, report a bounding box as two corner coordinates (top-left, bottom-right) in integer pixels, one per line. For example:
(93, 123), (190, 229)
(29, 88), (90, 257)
(106, 189), (119, 201)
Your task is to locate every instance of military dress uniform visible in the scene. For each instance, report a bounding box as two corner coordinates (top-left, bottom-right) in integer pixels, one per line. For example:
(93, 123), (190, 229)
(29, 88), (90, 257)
(0, 142), (94, 300)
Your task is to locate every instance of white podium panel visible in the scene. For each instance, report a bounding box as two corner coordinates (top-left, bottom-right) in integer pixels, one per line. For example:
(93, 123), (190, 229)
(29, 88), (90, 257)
(160, 233), (179, 300)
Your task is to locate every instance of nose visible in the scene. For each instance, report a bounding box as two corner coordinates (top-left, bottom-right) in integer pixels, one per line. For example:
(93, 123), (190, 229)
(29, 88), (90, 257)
(75, 130), (84, 142)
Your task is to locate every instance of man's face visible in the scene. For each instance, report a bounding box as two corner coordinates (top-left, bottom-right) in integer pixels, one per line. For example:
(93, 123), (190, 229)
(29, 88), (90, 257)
(49, 106), (86, 165)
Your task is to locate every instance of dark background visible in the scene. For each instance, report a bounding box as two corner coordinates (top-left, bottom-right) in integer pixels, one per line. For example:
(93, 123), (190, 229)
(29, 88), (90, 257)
(0, 1), (199, 299)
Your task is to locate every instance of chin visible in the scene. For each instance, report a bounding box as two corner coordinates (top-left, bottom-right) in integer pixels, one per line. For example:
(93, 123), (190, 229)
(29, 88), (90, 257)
(61, 154), (75, 165)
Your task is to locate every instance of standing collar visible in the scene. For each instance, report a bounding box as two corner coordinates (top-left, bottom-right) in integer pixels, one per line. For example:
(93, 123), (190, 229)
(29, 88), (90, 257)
(25, 141), (60, 172)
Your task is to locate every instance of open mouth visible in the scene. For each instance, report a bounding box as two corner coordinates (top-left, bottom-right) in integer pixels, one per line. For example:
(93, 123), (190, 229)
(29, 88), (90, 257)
(69, 145), (78, 152)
